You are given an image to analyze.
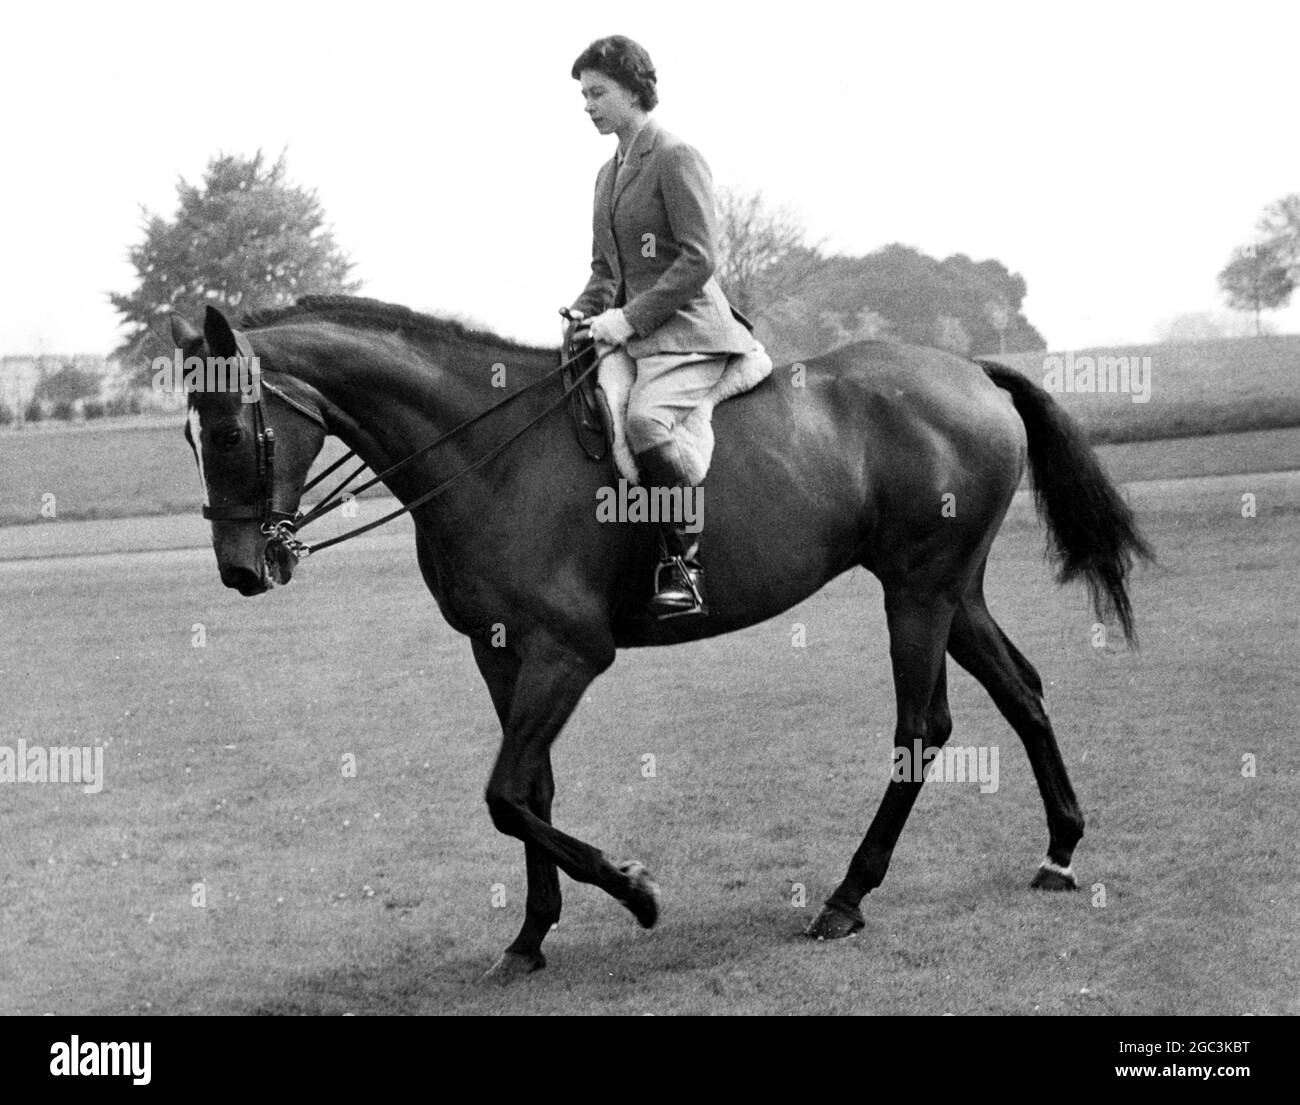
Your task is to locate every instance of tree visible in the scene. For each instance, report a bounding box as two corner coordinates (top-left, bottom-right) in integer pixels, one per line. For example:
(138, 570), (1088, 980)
(1257, 194), (1300, 277)
(1218, 242), (1294, 335)
(766, 245), (1045, 362)
(932, 315), (972, 355)
(933, 253), (1043, 354)
(110, 150), (361, 381)
(715, 187), (826, 319)
(819, 306), (892, 348)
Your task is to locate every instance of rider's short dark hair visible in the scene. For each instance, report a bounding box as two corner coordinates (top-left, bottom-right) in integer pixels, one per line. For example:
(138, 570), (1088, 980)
(571, 35), (658, 111)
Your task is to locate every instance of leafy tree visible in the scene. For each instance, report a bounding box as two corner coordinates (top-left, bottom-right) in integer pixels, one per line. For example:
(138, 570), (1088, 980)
(1257, 194), (1300, 276)
(1218, 242), (1294, 335)
(933, 315), (972, 355)
(934, 253), (1042, 354)
(819, 306), (892, 348)
(110, 150), (361, 381)
(754, 245), (1045, 363)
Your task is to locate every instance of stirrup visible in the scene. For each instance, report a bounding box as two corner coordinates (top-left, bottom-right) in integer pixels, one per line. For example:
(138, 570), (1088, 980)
(649, 555), (708, 619)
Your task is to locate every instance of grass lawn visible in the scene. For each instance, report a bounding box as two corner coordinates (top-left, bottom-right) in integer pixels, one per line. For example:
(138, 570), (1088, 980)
(0, 479), (1295, 1014)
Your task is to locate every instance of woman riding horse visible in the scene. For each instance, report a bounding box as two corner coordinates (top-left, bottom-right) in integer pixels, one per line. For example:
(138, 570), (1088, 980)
(568, 34), (772, 618)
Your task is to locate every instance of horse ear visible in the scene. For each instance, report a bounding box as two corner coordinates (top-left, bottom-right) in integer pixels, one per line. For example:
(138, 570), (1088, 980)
(203, 305), (239, 357)
(170, 313), (201, 350)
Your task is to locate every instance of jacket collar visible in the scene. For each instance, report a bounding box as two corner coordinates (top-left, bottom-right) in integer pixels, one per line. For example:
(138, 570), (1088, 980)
(612, 117), (660, 205)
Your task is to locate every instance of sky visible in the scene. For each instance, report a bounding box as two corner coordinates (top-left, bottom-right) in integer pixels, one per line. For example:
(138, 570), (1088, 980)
(4, 0), (1299, 358)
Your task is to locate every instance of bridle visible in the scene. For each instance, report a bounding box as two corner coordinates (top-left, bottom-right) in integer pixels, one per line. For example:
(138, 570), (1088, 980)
(197, 333), (325, 530)
(196, 324), (607, 563)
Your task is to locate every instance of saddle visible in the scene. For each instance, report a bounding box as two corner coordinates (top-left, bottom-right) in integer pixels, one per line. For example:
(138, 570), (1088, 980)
(560, 325), (613, 463)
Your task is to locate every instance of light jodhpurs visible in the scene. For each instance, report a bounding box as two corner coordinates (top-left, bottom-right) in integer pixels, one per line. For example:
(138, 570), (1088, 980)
(620, 351), (728, 457)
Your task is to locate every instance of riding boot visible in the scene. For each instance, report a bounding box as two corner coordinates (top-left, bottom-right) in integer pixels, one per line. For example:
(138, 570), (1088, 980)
(634, 442), (708, 619)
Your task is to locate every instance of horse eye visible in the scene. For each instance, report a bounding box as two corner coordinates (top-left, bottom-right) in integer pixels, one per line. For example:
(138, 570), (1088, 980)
(213, 427), (242, 449)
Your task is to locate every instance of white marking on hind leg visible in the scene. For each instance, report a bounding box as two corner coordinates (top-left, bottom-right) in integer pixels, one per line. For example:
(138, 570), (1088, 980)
(1038, 857), (1075, 879)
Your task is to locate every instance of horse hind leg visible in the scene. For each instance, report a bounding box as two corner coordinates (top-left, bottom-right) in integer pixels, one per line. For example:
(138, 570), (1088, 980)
(947, 594), (1083, 890)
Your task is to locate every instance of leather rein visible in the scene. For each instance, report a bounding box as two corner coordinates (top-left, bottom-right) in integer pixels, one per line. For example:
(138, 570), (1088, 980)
(206, 327), (607, 562)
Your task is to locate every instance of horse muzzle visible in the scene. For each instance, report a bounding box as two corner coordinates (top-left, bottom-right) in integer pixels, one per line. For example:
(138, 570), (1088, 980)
(214, 527), (298, 595)
(219, 561), (269, 596)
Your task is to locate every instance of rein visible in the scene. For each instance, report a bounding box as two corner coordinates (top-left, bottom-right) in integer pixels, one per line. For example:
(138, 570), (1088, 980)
(246, 333), (608, 560)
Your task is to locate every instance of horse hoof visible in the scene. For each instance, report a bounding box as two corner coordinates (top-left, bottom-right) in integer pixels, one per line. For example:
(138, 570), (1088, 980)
(618, 860), (660, 929)
(804, 903), (865, 941)
(481, 949), (546, 983)
(1030, 860), (1078, 891)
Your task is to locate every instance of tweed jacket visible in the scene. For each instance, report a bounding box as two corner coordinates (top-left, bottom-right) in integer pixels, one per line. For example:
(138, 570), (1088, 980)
(571, 118), (755, 359)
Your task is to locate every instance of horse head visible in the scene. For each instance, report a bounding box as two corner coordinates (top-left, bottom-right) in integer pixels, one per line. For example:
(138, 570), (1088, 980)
(177, 306), (327, 595)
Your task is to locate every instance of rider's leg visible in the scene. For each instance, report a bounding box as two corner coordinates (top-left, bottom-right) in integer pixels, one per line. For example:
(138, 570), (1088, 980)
(626, 353), (728, 619)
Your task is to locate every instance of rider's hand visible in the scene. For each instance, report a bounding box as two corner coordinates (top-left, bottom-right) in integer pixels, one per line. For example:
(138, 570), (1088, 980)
(586, 308), (635, 347)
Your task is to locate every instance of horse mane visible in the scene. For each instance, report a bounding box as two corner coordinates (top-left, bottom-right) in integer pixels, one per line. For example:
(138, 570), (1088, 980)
(238, 295), (556, 361)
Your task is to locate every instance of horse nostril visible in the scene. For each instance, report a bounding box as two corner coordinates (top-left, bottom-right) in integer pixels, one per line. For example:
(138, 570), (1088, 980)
(220, 565), (265, 595)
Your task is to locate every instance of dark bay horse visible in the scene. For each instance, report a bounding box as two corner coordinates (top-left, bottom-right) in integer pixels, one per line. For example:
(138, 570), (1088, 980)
(177, 296), (1151, 978)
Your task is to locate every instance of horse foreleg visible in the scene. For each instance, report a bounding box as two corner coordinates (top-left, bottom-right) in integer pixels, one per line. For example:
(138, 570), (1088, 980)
(808, 591), (955, 939)
(472, 642), (564, 978)
(485, 759), (564, 981)
(480, 640), (659, 976)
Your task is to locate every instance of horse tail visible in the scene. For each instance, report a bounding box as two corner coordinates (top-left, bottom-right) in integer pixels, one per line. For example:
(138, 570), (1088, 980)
(976, 358), (1155, 644)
